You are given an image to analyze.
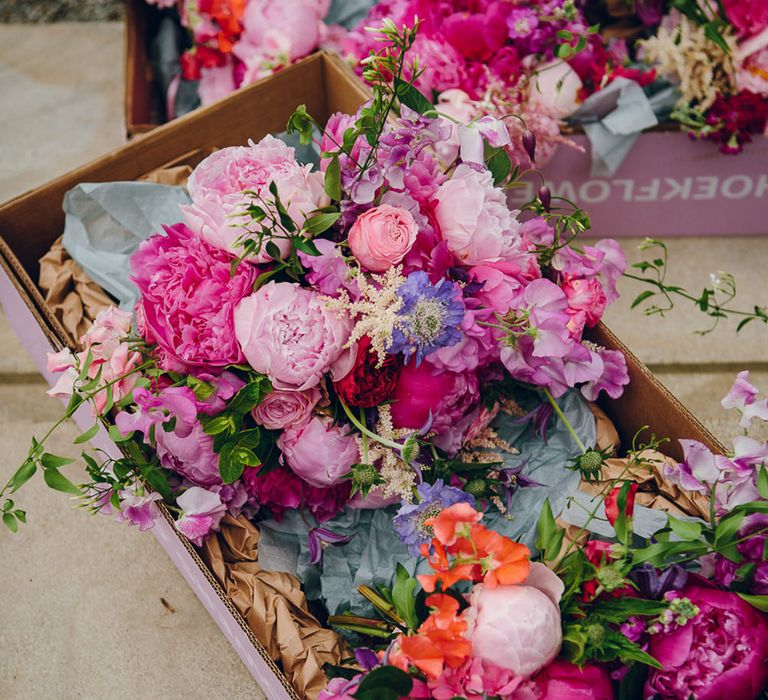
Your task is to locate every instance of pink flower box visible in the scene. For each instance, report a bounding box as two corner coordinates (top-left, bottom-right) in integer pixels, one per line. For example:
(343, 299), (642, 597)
(509, 130), (768, 238)
(0, 51), (722, 697)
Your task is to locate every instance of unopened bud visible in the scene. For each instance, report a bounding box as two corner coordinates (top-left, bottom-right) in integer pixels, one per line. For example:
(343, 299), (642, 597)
(522, 130), (536, 163)
(538, 185), (551, 212)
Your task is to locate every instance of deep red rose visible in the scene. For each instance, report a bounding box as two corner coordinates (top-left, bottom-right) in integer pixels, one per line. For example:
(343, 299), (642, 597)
(333, 335), (401, 408)
(604, 481), (638, 527)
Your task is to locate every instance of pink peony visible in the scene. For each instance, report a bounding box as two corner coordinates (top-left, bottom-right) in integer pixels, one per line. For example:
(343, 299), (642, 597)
(46, 306), (141, 415)
(429, 656), (523, 699)
(131, 222), (255, 370)
(349, 204), (419, 272)
(646, 584), (768, 700)
(234, 281), (354, 391)
(513, 660), (614, 699)
(407, 36), (468, 96)
(174, 487), (227, 547)
(251, 387), (322, 430)
(182, 136), (328, 262)
(390, 360), (480, 436)
(724, 0), (768, 37)
(442, 7), (509, 63)
(236, 0), (328, 64)
(434, 164), (522, 265)
(278, 415), (359, 488)
(464, 562), (564, 677)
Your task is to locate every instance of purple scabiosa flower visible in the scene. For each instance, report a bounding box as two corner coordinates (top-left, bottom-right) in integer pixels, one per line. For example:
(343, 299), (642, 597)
(389, 271), (465, 366)
(393, 479), (475, 555)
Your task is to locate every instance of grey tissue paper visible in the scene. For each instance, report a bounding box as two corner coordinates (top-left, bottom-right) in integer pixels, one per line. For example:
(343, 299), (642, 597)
(570, 77), (661, 177)
(62, 182), (191, 310)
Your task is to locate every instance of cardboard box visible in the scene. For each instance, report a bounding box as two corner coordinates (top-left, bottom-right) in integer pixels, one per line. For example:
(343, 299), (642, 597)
(0, 50), (722, 698)
(124, 0), (161, 137)
(509, 130), (768, 239)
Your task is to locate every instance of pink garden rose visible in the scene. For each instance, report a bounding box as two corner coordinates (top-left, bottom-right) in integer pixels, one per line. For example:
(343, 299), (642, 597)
(349, 204), (419, 272)
(464, 562), (564, 677)
(434, 164), (522, 265)
(251, 387), (322, 430)
(646, 584), (768, 700)
(234, 281), (354, 391)
(277, 415), (359, 488)
(174, 487), (227, 547)
(561, 275), (607, 330)
(182, 136), (328, 262)
(131, 222), (255, 370)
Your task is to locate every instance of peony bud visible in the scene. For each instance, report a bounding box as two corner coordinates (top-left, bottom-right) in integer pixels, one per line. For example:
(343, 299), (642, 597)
(538, 185), (551, 212)
(522, 130), (536, 163)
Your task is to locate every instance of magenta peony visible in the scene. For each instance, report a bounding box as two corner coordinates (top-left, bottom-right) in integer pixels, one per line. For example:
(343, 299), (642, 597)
(434, 164), (522, 265)
(513, 660), (614, 700)
(131, 222), (255, 370)
(182, 136), (328, 262)
(251, 387), (322, 430)
(234, 281), (354, 391)
(464, 562), (564, 677)
(277, 415), (359, 488)
(348, 204), (419, 272)
(646, 584), (768, 700)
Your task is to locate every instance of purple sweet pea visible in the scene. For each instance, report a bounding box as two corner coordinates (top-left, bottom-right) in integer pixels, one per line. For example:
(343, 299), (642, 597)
(307, 527), (352, 566)
(631, 563), (688, 599)
(580, 347), (630, 401)
(174, 487), (227, 547)
(722, 370), (768, 428)
(115, 487), (162, 531)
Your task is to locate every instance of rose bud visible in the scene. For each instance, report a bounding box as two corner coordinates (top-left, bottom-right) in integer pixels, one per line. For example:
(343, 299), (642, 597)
(604, 481), (638, 527)
(522, 130), (536, 163)
(538, 185), (551, 212)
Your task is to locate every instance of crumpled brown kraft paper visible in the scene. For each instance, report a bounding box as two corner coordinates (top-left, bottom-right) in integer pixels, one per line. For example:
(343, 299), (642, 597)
(200, 515), (346, 700)
(589, 402), (620, 455)
(38, 238), (114, 343)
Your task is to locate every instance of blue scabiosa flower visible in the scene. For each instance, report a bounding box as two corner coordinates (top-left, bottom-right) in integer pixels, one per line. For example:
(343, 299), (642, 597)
(392, 479), (475, 555)
(389, 271), (465, 365)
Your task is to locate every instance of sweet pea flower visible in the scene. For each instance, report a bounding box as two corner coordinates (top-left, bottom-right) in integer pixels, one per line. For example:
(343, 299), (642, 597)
(319, 676), (362, 700)
(277, 415), (359, 488)
(174, 487), (227, 547)
(646, 585), (768, 700)
(434, 164), (523, 265)
(721, 370), (768, 427)
(115, 486), (162, 531)
(348, 204), (419, 272)
(580, 346), (630, 401)
(297, 238), (359, 297)
(464, 562), (564, 677)
(182, 136), (328, 262)
(234, 281), (354, 391)
(251, 387), (322, 430)
(458, 116), (512, 165)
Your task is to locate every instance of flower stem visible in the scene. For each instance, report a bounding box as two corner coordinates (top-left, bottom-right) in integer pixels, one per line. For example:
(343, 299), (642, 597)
(340, 400), (402, 451)
(542, 388), (587, 453)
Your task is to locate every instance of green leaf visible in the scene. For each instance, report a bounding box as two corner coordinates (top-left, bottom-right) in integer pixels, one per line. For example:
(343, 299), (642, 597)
(393, 77), (433, 115)
(324, 155), (342, 201)
(108, 424), (131, 443)
(74, 423), (100, 445)
(218, 444), (246, 484)
(592, 597), (668, 622)
(631, 290), (655, 309)
(302, 212), (341, 238)
(43, 468), (80, 495)
(737, 593), (768, 612)
(618, 661), (648, 700)
(228, 378), (268, 417)
(758, 465), (768, 499)
(203, 415), (234, 436)
(8, 459), (36, 493)
(715, 509), (747, 548)
(486, 148), (511, 186)
(2, 499), (12, 512)
(391, 564), (419, 630)
(667, 515), (703, 542)
(353, 666), (413, 700)
(14, 510), (26, 524)
(40, 453), (75, 470)
(536, 499), (564, 562)
(265, 240), (283, 261)
(3, 512), (19, 533)
(632, 540), (708, 567)
(291, 236), (322, 257)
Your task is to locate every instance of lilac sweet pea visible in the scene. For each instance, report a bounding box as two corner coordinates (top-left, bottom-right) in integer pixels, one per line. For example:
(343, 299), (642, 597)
(722, 370), (768, 427)
(174, 487), (227, 547)
(115, 487), (162, 531)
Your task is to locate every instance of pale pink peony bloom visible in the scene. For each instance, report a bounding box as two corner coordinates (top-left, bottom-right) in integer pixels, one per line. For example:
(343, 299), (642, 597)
(251, 387), (322, 430)
(434, 164), (522, 265)
(349, 204), (419, 272)
(174, 487), (227, 547)
(234, 281), (354, 391)
(182, 135), (328, 262)
(464, 562), (564, 677)
(277, 415), (359, 488)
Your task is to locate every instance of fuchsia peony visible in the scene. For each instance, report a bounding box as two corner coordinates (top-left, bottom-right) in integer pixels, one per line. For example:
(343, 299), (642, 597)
(464, 562), (564, 678)
(513, 660), (614, 700)
(278, 415), (359, 488)
(646, 585), (768, 700)
(234, 281), (354, 391)
(348, 204), (419, 272)
(434, 164), (523, 265)
(182, 136), (328, 262)
(131, 222), (255, 370)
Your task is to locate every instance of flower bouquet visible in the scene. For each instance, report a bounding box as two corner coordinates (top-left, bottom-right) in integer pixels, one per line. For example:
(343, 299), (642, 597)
(3, 19), (768, 700)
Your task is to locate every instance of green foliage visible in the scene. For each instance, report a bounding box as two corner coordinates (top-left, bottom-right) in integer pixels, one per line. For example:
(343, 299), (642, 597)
(393, 77), (433, 115)
(353, 666), (413, 700)
(391, 564), (420, 630)
(536, 498), (565, 563)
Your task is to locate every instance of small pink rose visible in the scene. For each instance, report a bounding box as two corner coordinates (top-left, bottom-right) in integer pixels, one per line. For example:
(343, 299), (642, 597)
(251, 388), (322, 430)
(349, 204), (419, 272)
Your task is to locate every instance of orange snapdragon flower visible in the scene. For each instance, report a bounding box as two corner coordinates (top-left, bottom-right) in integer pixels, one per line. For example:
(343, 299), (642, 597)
(399, 594), (472, 679)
